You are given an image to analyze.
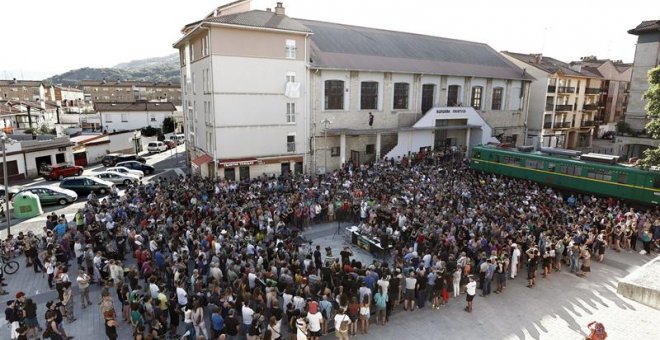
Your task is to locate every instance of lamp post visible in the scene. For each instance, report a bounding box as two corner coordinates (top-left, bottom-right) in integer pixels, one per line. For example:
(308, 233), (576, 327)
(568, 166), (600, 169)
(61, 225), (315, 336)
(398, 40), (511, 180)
(320, 118), (332, 174)
(1, 132), (15, 236)
(133, 130), (138, 155)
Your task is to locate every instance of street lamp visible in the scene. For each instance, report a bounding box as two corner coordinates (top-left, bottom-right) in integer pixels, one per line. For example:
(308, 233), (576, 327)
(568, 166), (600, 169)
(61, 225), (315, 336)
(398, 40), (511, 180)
(320, 118), (332, 174)
(1, 132), (16, 236)
(133, 130), (139, 155)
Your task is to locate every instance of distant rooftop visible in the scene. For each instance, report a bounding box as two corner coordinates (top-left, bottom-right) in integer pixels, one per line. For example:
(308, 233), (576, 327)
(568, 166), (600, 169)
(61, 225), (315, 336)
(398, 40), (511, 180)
(502, 51), (602, 78)
(628, 20), (660, 35)
(80, 80), (178, 87)
(0, 79), (43, 87)
(94, 101), (177, 112)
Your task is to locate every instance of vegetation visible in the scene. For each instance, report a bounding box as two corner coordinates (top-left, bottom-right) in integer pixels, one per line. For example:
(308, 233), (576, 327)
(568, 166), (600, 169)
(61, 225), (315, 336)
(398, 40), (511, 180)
(640, 66), (660, 167)
(162, 116), (175, 134)
(140, 126), (161, 137)
(44, 53), (179, 86)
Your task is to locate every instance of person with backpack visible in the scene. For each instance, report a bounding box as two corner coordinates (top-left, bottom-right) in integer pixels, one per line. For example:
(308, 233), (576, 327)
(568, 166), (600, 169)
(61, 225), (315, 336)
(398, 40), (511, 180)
(333, 308), (351, 340)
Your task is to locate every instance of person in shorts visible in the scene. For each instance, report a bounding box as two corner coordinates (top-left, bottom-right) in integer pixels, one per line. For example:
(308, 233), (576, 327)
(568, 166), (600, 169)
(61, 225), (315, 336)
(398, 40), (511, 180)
(464, 275), (476, 313)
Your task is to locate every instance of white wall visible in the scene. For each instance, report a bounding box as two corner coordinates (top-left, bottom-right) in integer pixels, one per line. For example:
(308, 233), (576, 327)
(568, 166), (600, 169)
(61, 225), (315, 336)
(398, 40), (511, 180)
(101, 110), (174, 132)
(24, 146), (74, 177)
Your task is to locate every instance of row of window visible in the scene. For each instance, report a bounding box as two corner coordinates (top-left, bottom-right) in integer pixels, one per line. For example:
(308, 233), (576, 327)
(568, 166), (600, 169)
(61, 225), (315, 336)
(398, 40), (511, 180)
(324, 80), (505, 111)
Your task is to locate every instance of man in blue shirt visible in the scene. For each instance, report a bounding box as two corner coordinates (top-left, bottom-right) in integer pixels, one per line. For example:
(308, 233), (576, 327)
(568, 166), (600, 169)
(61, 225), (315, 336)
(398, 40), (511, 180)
(54, 220), (68, 237)
(211, 306), (224, 339)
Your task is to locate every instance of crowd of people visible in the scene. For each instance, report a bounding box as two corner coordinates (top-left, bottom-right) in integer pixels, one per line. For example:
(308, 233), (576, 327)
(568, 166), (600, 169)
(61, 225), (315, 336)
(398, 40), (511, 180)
(1, 147), (658, 340)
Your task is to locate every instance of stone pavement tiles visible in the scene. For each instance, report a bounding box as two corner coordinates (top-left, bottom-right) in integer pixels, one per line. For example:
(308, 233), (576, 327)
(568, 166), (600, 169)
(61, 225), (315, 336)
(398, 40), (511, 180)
(1, 221), (658, 339)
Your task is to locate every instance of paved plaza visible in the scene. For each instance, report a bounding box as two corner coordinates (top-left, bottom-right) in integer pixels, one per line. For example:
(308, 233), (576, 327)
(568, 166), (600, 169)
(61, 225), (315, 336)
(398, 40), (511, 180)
(1, 219), (658, 340)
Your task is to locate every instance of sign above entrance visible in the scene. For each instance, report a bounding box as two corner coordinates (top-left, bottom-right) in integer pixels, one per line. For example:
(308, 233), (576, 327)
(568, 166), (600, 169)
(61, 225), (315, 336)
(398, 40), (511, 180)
(218, 159), (261, 168)
(436, 108), (467, 114)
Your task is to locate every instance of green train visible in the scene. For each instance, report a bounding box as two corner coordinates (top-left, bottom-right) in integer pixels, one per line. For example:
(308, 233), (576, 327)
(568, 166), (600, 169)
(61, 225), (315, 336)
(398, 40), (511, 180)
(469, 144), (660, 205)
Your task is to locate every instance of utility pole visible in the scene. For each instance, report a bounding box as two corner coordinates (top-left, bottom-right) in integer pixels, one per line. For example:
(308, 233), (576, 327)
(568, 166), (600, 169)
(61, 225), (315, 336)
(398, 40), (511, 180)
(320, 118), (332, 174)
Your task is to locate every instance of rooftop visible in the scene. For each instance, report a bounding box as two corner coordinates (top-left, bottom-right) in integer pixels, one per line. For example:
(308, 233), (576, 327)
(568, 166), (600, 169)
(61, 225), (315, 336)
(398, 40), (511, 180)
(93, 101), (177, 112)
(80, 80), (178, 87)
(203, 9), (311, 33)
(628, 20), (660, 35)
(298, 19), (531, 80)
(502, 51), (601, 78)
(0, 79), (43, 87)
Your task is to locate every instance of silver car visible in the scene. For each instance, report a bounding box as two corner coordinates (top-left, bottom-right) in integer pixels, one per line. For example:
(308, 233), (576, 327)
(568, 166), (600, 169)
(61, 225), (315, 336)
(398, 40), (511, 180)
(95, 171), (140, 186)
(106, 166), (144, 179)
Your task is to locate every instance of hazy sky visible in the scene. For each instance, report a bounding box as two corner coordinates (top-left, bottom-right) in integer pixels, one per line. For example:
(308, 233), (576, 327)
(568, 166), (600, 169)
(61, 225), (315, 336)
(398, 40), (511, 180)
(1, 0), (657, 80)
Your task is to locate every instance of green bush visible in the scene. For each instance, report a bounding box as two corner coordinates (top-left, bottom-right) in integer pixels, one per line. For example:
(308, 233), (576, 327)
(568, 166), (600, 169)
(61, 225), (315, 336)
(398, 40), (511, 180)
(141, 126), (161, 137)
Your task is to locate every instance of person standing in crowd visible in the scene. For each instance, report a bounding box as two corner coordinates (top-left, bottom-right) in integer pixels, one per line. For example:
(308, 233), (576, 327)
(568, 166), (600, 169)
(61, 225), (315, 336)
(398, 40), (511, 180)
(464, 275), (476, 313)
(510, 244), (520, 279)
(526, 246), (539, 288)
(403, 271), (417, 311)
(76, 270), (91, 309)
(334, 308), (351, 340)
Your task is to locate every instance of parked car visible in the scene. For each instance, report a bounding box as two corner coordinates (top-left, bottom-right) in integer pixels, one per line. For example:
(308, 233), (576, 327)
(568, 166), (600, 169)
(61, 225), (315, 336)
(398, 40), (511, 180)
(601, 131), (616, 140)
(106, 166), (144, 179)
(95, 171), (140, 186)
(115, 161), (155, 175)
(170, 134), (185, 145)
(39, 163), (84, 180)
(0, 184), (19, 201)
(147, 141), (167, 153)
(60, 176), (113, 195)
(15, 186), (78, 206)
(101, 154), (147, 167)
(164, 140), (176, 149)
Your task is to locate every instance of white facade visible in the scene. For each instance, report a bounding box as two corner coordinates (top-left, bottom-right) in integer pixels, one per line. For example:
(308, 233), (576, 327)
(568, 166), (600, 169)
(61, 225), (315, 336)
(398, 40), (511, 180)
(386, 107), (500, 159)
(99, 109), (176, 132)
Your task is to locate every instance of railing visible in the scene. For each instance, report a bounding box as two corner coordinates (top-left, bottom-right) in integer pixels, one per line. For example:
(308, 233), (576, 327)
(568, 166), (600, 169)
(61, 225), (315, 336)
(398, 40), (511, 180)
(581, 120), (594, 127)
(553, 122), (572, 129)
(555, 104), (573, 111)
(583, 104), (598, 110)
(557, 86), (575, 93)
(543, 122), (552, 129)
(547, 85), (556, 93)
(585, 88), (601, 94)
(545, 103), (554, 111)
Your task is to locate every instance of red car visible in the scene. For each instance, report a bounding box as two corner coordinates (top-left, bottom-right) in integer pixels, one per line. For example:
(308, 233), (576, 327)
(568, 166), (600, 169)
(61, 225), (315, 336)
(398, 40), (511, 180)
(164, 140), (176, 149)
(39, 163), (84, 180)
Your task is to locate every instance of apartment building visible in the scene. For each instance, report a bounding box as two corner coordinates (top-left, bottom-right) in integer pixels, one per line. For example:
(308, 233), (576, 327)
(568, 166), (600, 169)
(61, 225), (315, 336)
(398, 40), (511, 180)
(80, 80), (182, 106)
(569, 57), (632, 133)
(616, 20), (660, 159)
(502, 52), (608, 149)
(0, 79), (54, 103)
(54, 86), (87, 113)
(175, 1), (532, 178)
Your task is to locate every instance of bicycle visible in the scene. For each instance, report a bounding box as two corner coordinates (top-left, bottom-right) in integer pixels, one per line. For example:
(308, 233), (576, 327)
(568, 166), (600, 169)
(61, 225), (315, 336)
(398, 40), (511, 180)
(0, 253), (20, 275)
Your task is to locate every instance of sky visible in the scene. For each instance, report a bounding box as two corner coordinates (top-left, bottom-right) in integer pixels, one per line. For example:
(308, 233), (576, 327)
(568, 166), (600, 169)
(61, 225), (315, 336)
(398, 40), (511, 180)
(1, 0), (657, 80)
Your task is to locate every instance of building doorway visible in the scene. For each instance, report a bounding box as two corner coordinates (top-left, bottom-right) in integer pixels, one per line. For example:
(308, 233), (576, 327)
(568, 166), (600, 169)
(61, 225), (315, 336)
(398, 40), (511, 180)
(294, 161), (303, 174)
(239, 166), (250, 180)
(421, 84), (435, 113)
(350, 150), (360, 166)
(281, 162), (290, 176)
(55, 153), (65, 163)
(35, 155), (52, 169)
(224, 167), (236, 181)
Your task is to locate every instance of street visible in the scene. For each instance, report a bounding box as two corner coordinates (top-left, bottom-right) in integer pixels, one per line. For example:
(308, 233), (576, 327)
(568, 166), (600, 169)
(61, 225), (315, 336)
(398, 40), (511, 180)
(0, 144), (187, 234)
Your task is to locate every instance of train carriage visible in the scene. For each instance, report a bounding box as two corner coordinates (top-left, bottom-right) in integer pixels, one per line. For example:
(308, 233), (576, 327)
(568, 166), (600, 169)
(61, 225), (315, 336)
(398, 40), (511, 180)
(469, 145), (660, 205)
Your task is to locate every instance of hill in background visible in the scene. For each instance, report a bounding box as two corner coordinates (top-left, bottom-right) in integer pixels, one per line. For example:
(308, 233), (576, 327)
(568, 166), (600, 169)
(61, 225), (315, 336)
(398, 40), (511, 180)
(45, 53), (180, 86)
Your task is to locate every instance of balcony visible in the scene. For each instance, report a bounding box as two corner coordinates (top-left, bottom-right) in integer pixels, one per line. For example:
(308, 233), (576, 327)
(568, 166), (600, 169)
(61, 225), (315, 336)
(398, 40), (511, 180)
(585, 88), (601, 95)
(553, 122), (572, 129)
(581, 120), (595, 127)
(547, 85), (556, 93)
(545, 103), (554, 111)
(555, 104), (573, 111)
(543, 122), (552, 129)
(583, 104), (598, 110)
(557, 86), (575, 93)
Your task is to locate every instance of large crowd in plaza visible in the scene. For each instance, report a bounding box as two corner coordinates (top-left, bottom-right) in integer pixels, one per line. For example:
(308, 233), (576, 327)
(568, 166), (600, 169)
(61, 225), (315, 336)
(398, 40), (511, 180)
(1, 148), (657, 340)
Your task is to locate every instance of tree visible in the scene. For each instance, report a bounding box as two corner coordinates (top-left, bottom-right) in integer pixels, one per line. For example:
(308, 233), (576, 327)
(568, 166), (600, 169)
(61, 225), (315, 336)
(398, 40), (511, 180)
(162, 116), (175, 134)
(640, 66), (660, 167)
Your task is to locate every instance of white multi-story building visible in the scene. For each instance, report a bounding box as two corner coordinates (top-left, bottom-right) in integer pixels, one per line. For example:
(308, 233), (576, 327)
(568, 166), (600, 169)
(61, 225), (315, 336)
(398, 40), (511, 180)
(94, 102), (178, 133)
(175, 1), (532, 178)
(502, 52), (608, 149)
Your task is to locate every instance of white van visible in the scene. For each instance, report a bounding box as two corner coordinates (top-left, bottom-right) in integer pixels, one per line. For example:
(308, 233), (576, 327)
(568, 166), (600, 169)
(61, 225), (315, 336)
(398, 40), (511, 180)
(170, 134), (185, 145)
(147, 141), (167, 153)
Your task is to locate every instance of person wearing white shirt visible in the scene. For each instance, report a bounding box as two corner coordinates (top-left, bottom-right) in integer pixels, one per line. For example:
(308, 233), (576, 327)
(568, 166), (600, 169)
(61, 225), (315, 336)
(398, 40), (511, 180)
(511, 244), (521, 279)
(465, 276), (477, 313)
(241, 302), (254, 335)
(176, 284), (188, 307)
(306, 310), (323, 339)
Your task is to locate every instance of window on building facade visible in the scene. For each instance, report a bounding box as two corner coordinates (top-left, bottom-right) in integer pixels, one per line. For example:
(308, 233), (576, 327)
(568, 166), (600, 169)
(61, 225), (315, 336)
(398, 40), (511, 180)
(447, 85), (460, 106)
(286, 103), (295, 123)
(180, 49), (186, 66)
(471, 86), (483, 110)
(421, 84), (435, 113)
(150, 114), (156, 122)
(366, 144), (375, 154)
(192, 72), (196, 95)
(393, 83), (409, 110)
(360, 81), (378, 110)
(331, 146), (340, 157)
(105, 115), (112, 123)
(285, 40), (296, 59)
(491, 87), (503, 110)
(287, 135), (296, 152)
(189, 43), (194, 61)
(286, 73), (295, 83)
(324, 80), (344, 110)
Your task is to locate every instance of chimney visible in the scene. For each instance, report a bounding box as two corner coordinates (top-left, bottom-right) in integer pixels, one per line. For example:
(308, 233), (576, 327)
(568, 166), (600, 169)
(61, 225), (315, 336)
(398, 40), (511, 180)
(266, 8), (271, 12)
(275, 2), (285, 15)
(533, 54), (542, 64)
